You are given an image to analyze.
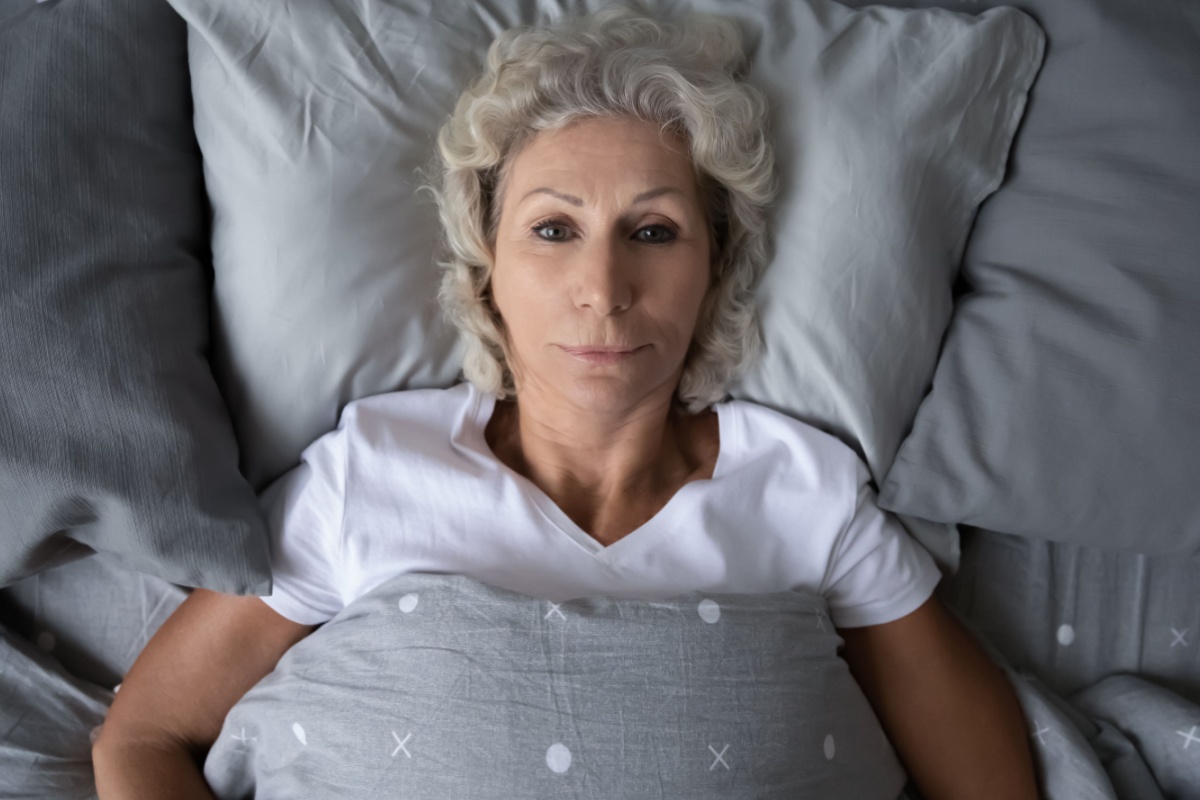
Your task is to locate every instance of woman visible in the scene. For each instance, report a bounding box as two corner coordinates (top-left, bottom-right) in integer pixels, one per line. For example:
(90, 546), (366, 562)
(94, 6), (1038, 798)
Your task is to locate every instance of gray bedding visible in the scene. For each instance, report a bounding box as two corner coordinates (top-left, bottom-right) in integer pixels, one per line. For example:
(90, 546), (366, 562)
(0, 551), (187, 691)
(947, 528), (1200, 710)
(205, 574), (907, 799)
(1, 0), (1197, 796)
(3, 552), (1200, 798)
(0, 619), (111, 799)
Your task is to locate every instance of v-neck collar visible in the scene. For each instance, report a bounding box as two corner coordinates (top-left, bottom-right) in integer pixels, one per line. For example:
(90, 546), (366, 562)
(457, 382), (734, 559)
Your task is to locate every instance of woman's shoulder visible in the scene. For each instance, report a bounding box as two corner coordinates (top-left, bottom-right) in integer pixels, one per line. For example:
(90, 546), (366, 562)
(332, 382), (480, 448)
(719, 398), (866, 495)
(342, 382), (472, 417)
(723, 398), (857, 462)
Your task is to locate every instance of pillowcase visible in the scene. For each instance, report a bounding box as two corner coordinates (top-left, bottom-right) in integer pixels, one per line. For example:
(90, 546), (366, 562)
(204, 572), (907, 799)
(167, 0), (1045, 569)
(842, 0), (1200, 555)
(0, 0), (270, 591)
(0, 0), (31, 24)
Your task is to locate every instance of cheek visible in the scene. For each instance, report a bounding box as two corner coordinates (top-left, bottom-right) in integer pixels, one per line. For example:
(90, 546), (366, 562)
(659, 261), (711, 340)
(489, 257), (549, 342)
(488, 241), (517, 318)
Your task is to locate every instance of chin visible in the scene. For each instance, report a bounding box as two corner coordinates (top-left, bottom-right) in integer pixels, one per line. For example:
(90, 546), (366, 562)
(556, 374), (676, 415)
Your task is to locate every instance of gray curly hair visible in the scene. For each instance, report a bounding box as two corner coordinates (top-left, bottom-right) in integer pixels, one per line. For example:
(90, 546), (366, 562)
(429, 3), (776, 412)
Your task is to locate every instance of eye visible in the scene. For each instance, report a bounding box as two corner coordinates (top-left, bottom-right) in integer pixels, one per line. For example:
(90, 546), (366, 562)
(531, 220), (572, 242)
(635, 224), (676, 244)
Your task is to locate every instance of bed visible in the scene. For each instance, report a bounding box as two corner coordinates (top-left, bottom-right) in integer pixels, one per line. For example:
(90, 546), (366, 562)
(0, 0), (1197, 797)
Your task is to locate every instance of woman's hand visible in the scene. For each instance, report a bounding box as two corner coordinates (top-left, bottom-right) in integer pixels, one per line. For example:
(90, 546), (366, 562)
(839, 594), (1039, 800)
(92, 589), (316, 799)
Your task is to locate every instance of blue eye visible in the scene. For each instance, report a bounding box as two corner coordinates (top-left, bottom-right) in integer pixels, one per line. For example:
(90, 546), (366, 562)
(636, 225), (676, 244)
(532, 221), (570, 241)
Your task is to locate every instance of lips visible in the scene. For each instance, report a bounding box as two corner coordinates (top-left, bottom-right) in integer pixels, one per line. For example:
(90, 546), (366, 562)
(558, 344), (646, 364)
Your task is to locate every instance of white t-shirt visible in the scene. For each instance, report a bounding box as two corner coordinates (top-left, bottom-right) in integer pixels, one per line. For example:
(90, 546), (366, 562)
(260, 382), (940, 629)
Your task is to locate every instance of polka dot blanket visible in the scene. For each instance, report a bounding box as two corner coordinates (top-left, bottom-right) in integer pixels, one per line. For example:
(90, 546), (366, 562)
(203, 573), (908, 799)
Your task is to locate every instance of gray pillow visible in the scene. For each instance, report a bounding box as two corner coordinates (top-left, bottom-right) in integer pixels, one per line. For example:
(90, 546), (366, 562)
(167, 0), (1046, 569)
(844, 0), (1200, 555)
(0, 0), (270, 591)
(0, 0), (31, 24)
(204, 573), (907, 799)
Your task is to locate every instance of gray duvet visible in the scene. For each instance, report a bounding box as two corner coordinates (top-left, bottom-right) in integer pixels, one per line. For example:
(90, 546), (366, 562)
(203, 573), (907, 799)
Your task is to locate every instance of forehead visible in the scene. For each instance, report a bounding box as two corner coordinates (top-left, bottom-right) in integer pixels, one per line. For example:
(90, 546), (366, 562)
(503, 117), (699, 199)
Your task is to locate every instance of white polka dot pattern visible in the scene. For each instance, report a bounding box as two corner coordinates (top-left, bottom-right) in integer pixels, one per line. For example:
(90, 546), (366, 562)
(203, 575), (893, 799)
(546, 742), (572, 773)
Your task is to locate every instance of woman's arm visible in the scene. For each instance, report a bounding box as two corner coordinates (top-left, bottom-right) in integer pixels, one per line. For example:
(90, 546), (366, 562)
(92, 588), (317, 799)
(839, 594), (1039, 800)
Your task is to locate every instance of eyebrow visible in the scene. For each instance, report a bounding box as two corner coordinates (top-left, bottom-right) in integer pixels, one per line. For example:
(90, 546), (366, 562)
(518, 186), (684, 206)
(521, 187), (583, 206)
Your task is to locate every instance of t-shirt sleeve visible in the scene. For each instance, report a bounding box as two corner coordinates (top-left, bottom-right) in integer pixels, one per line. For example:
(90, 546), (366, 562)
(820, 456), (942, 629)
(257, 421), (350, 626)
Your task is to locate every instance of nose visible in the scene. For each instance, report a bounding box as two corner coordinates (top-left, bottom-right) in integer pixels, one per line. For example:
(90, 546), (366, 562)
(572, 234), (633, 315)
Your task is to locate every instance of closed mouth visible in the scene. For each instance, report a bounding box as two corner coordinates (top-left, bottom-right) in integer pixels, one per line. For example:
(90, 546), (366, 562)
(560, 345), (643, 355)
(558, 344), (647, 363)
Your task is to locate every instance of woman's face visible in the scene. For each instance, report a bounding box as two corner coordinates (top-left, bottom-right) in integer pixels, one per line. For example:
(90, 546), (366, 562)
(490, 116), (711, 416)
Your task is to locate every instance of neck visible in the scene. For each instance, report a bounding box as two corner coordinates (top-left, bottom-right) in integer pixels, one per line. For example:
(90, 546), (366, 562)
(491, 388), (679, 492)
(484, 380), (716, 539)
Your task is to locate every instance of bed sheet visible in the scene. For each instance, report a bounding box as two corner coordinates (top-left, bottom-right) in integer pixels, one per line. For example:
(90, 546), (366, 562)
(946, 527), (1200, 708)
(0, 551), (187, 691)
(3, 548), (1199, 798)
(0, 618), (111, 799)
(936, 528), (1200, 797)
